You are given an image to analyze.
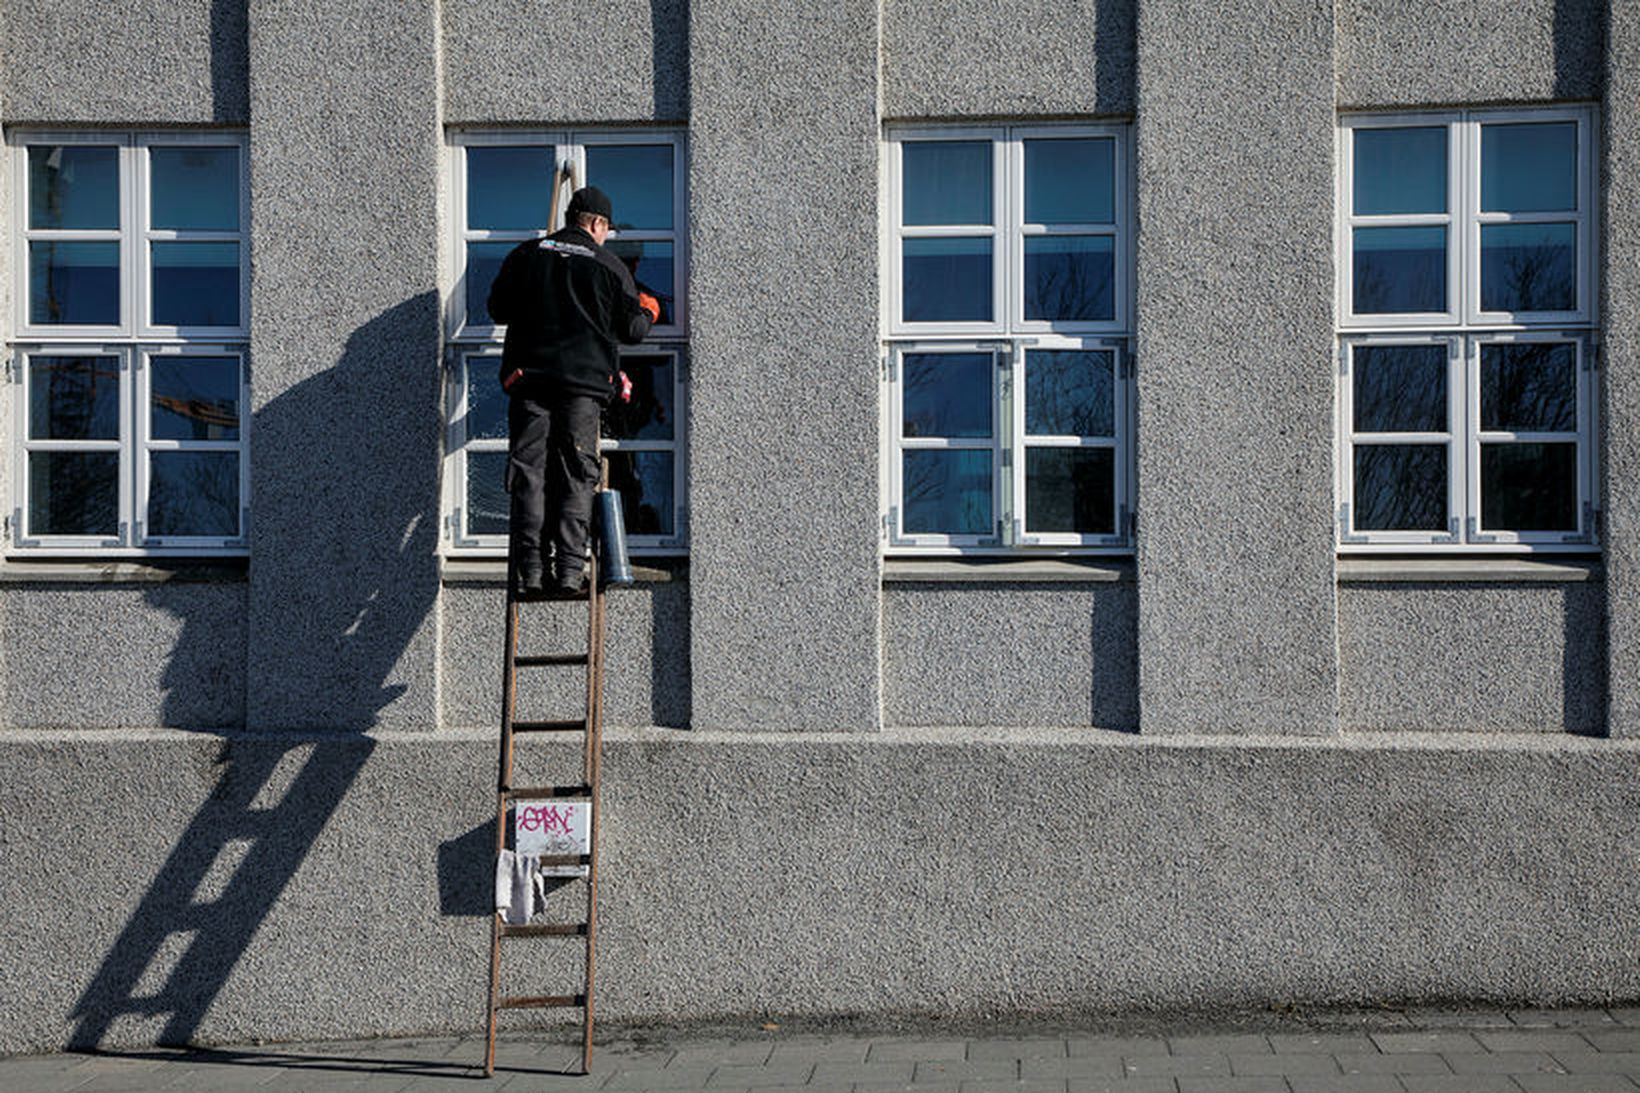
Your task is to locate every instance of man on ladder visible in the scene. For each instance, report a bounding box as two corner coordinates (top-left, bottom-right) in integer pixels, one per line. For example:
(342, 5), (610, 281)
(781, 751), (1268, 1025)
(488, 184), (660, 599)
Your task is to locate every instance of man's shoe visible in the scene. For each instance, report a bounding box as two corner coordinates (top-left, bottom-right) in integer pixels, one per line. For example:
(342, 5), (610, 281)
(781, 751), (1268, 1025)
(548, 568), (588, 599)
(514, 563), (546, 599)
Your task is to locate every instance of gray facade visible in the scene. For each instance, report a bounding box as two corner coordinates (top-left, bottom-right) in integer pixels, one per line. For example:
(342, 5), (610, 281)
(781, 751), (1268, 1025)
(0, 0), (1635, 1055)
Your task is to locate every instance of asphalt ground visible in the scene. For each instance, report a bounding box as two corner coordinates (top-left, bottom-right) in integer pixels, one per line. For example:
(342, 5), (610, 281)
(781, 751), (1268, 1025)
(2, 1005), (1636, 1092)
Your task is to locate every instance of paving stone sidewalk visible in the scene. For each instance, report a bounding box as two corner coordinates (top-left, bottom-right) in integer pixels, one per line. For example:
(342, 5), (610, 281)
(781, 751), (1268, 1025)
(3, 1006), (1636, 1093)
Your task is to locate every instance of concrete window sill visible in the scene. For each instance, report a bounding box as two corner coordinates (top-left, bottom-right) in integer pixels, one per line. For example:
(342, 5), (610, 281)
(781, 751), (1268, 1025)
(882, 558), (1133, 583)
(440, 557), (685, 585)
(0, 558), (248, 584)
(1336, 556), (1601, 584)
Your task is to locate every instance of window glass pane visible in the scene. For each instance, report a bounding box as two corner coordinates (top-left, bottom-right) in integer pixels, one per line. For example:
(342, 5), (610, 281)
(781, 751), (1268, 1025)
(1480, 223), (1576, 312)
(150, 146), (239, 230)
(148, 452), (239, 537)
(607, 240), (675, 324)
(903, 450), (992, 535)
(29, 451), (118, 536)
(152, 242), (240, 326)
(902, 141), (991, 226)
(1352, 344), (1447, 434)
(1480, 342), (1577, 433)
(465, 361), (508, 441)
(1024, 236), (1115, 322)
(467, 241), (515, 323)
(467, 146), (554, 231)
(151, 356), (241, 441)
(1353, 445), (1447, 531)
(1480, 443), (1577, 531)
(29, 356), (120, 439)
(1025, 350), (1114, 437)
(1026, 447), (1114, 534)
(1352, 226), (1445, 314)
(1481, 122), (1576, 213)
(605, 450), (675, 537)
(465, 450), (509, 536)
(1024, 138), (1114, 224)
(903, 237), (992, 322)
(586, 144), (674, 231)
(30, 241), (119, 325)
(29, 145), (119, 230)
(902, 353), (991, 438)
(604, 355), (675, 441)
(1352, 127), (1446, 215)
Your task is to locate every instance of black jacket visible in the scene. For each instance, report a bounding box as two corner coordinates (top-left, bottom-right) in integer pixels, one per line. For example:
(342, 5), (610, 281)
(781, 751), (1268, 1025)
(487, 225), (654, 402)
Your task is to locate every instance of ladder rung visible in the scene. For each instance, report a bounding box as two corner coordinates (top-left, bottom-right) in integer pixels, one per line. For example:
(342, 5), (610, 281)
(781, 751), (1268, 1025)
(498, 994), (586, 1010)
(511, 719), (586, 733)
(500, 923), (588, 938)
(537, 854), (592, 868)
(503, 784), (592, 800)
(514, 653), (589, 668)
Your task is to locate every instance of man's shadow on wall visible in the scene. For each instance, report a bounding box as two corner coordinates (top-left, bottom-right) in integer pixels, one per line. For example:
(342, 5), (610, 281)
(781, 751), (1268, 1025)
(69, 293), (443, 1050)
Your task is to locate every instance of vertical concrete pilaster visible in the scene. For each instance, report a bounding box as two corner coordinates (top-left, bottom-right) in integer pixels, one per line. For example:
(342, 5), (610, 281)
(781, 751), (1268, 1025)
(1133, 0), (1340, 735)
(1604, 2), (1639, 737)
(244, 1), (443, 730)
(685, 0), (883, 730)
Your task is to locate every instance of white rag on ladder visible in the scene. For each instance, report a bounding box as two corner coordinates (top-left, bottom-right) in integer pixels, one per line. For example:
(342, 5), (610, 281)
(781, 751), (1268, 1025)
(494, 849), (545, 925)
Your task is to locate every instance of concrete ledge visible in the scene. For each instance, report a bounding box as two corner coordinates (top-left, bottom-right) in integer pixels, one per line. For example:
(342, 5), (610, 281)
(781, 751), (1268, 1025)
(882, 558), (1134, 583)
(439, 558), (684, 585)
(0, 559), (248, 585)
(1338, 557), (1603, 584)
(2, 727), (1633, 1052)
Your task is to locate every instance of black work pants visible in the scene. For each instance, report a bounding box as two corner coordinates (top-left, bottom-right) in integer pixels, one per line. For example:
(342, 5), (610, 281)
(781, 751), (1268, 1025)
(506, 388), (601, 578)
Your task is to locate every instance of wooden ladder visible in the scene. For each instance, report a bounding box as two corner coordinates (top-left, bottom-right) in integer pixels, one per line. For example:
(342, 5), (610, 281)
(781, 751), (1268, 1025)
(484, 545), (607, 1076)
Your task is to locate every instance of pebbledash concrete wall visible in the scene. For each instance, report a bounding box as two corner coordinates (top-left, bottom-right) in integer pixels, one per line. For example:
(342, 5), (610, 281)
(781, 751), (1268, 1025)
(0, 0), (1634, 1055)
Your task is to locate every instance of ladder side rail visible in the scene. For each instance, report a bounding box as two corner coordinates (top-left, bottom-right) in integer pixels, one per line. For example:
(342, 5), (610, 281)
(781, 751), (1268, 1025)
(486, 596), (523, 1076)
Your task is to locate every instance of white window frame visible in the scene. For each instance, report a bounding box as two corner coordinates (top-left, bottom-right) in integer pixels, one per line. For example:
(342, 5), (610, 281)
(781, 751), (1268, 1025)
(886, 341), (1005, 550)
(1463, 331), (1597, 548)
(9, 130), (250, 557)
(442, 345), (689, 555)
(1338, 106), (1595, 331)
(884, 123), (1135, 556)
(1336, 335), (1464, 548)
(443, 127), (690, 558)
(1336, 106), (1598, 553)
(447, 128), (688, 342)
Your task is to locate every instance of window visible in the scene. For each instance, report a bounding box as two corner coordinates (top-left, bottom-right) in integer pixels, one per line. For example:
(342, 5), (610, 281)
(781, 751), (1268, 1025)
(884, 125), (1133, 553)
(444, 130), (687, 554)
(1337, 108), (1598, 551)
(10, 133), (249, 554)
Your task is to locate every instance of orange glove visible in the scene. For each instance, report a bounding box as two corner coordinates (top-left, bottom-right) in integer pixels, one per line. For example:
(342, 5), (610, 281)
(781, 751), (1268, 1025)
(502, 368), (524, 391)
(618, 370), (633, 403)
(637, 291), (661, 324)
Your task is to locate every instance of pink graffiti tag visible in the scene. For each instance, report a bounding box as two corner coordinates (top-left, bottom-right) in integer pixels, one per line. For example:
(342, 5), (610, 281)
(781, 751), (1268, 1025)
(517, 804), (575, 836)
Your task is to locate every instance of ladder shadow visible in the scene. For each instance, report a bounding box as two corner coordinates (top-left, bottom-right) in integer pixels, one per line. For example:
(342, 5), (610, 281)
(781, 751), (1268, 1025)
(68, 293), (444, 1050)
(66, 736), (376, 1050)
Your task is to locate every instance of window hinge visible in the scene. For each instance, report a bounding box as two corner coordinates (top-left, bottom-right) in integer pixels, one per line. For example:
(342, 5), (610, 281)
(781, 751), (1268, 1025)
(1337, 502), (1367, 545)
(881, 352), (894, 383)
(1465, 515), (1497, 544)
(1587, 502), (1602, 540)
(882, 507), (897, 542)
(448, 508), (461, 543)
(2, 512), (10, 542)
(1337, 344), (1350, 376)
(1121, 505), (1135, 541)
(1584, 342), (1600, 372)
